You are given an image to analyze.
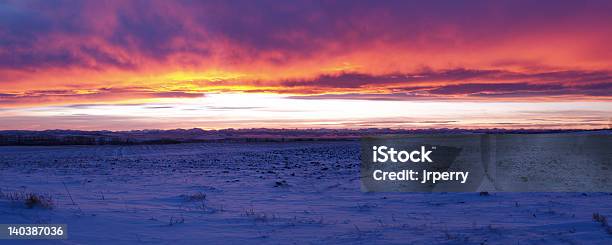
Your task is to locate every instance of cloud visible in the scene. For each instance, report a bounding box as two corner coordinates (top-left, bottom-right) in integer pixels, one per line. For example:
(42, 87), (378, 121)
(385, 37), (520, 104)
(3, 1), (612, 69)
(0, 87), (204, 107)
(1, 0), (612, 106)
(283, 69), (612, 100)
(3, 68), (611, 106)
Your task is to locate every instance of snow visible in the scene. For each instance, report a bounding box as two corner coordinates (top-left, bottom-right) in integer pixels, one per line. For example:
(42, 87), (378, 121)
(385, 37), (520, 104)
(0, 141), (610, 244)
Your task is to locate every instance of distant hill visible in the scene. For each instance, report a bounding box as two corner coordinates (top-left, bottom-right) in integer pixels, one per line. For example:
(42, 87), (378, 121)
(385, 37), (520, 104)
(0, 128), (609, 146)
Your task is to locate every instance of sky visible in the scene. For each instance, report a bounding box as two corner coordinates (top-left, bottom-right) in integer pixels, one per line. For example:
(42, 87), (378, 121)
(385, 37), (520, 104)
(0, 0), (611, 130)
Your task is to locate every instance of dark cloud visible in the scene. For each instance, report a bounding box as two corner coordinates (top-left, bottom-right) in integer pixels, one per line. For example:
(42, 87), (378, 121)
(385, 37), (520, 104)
(206, 106), (264, 111)
(282, 69), (612, 99)
(0, 87), (204, 106)
(428, 83), (564, 95)
(2, 0), (612, 69)
(289, 82), (612, 101)
(281, 69), (508, 88)
(144, 106), (174, 109)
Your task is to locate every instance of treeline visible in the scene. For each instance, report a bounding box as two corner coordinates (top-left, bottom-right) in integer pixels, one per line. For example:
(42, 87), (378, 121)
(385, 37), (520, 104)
(0, 134), (352, 146)
(0, 128), (606, 146)
(0, 135), (182, 146)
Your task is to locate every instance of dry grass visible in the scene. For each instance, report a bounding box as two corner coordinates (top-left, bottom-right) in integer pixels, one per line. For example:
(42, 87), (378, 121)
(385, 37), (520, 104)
(0, 190), (54, 209)
(245, 208), (272, 222)
(182, 192), (206, 202)
(593, 213), (612, 235)
(168, 216), (185, 226)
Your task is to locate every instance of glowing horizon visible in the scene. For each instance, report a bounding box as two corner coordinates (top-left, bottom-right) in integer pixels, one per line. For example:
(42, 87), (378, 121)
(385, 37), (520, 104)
(1, 1), (611, 130)
(0, 93), (609, 131)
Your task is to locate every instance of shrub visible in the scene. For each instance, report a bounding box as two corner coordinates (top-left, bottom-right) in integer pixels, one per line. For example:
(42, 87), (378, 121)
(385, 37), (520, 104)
(168, 216), (185, 226)
(593, 213), (612, 234)
(182, 192), (206, 202)
(0, 191), (54, 209)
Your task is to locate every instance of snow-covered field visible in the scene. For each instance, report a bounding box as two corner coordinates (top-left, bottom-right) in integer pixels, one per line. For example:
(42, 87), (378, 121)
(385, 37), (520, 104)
(0, 141), (610, 244)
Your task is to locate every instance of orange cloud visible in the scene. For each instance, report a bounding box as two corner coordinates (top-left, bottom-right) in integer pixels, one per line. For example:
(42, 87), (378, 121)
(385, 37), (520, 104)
(1, 0), (612, 108)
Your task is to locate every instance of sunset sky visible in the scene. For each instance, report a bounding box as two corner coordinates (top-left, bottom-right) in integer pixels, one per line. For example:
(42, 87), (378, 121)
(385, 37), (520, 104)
(1, 0), (611, 130)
